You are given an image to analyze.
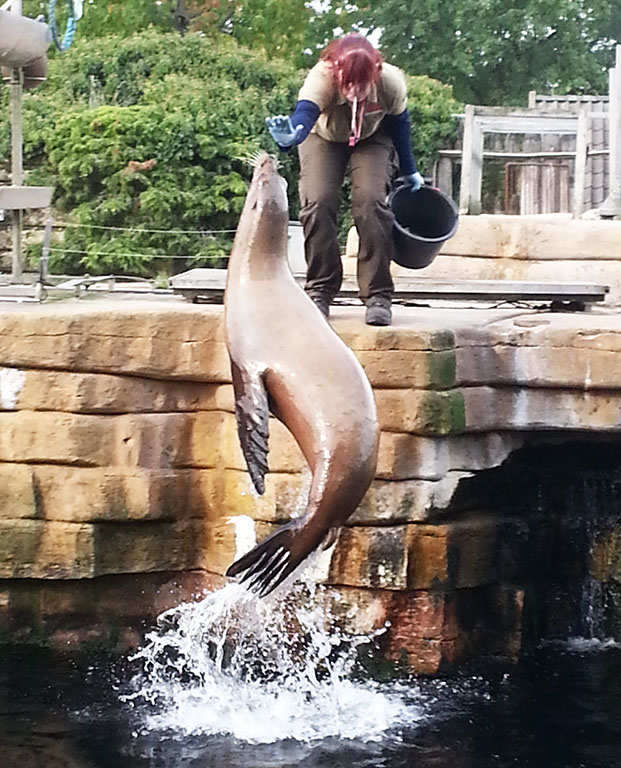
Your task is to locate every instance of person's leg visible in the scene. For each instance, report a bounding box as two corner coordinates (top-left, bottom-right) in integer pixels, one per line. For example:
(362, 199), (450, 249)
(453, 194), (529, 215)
(349, 131), (398, 324)
(298, 133), (349, 311)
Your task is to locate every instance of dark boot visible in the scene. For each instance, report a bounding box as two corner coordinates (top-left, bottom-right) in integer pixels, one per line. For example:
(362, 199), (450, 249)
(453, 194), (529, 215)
(365, 296), (392, 326)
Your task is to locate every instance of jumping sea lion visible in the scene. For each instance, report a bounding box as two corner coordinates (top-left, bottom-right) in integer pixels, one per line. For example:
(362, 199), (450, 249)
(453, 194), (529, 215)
(224, 153), (380, 597)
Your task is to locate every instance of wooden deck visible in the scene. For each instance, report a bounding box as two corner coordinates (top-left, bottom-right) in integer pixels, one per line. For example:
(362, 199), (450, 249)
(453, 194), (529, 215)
(169, 268), (609, 309)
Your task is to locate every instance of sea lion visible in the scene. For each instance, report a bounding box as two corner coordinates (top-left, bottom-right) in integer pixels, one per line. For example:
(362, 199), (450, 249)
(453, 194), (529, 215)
(224, 153), (380, 597)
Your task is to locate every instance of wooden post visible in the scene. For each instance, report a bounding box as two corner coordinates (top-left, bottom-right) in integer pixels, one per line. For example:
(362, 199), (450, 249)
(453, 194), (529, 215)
(573, 104), (590, 218)
(435, 155), (454, 197)
(600, 44), (621, 217)
(469, 117), (484, 214)
(610, 46), (621, 215)
(459, 105), (475, 214)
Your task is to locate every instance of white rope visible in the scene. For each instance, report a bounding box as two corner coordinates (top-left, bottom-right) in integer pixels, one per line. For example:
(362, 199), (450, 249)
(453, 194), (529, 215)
(54, 223), (237, 235)
(49, 247), (229, 260)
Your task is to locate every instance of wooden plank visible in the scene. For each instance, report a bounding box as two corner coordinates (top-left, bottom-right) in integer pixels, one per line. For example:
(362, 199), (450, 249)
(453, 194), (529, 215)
(469, 119), (484, 215)
(573, 105), (590, 218)
(478, 115), (579, 134)
(0, 185), (53, 209)
(459, 105), (475, 214)
(170, 269), (609, 304)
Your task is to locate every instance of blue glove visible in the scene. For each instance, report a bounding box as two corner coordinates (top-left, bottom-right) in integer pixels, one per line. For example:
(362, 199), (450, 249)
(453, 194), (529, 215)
(266, 115), (304, 149)
(403, 171), (425, 192)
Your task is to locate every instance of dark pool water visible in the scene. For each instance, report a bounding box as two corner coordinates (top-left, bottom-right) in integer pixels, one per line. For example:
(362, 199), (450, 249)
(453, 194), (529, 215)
(2, 640), (621, 768)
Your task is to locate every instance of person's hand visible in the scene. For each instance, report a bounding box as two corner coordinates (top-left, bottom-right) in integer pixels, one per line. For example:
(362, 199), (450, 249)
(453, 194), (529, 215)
(403, 171), (425, 192)
(266, 116), (304, 148)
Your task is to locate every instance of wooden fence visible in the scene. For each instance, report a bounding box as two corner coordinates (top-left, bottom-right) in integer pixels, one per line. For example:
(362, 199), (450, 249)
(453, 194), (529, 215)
(435, 46), (620, 218)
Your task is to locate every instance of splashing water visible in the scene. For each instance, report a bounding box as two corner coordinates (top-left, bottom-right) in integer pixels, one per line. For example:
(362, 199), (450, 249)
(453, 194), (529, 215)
(122, 578), (418, 744)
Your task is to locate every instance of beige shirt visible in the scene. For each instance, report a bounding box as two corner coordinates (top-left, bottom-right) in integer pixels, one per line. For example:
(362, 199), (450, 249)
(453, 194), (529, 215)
(298, 60), (408, 143)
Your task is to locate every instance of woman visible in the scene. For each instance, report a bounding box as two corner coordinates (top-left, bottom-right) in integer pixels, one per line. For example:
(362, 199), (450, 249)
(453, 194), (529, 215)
(266, 33), (423, 326)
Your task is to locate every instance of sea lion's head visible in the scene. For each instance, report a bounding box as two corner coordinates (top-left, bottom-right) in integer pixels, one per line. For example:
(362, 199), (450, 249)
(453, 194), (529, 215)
(233, 152), (289, 256)
(247, 152), (288, 218)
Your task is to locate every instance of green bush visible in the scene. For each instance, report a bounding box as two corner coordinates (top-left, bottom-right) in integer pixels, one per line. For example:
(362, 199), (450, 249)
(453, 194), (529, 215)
(1, 30), (461, 276)
(405, 74), (462, 174)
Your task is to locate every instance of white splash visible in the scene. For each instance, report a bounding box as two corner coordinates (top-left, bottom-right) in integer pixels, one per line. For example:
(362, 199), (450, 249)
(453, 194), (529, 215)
(122, 579), (418, 744)
(227, 515), (257, 560)
(565, 636), (621, 653)
(0, 367), (25, 409)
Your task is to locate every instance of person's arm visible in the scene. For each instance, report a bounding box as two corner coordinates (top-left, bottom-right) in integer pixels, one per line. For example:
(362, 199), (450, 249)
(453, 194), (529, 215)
(383, 109), (424, 190)
(266, 100), (321, 151)
(383, 108), (417, 175)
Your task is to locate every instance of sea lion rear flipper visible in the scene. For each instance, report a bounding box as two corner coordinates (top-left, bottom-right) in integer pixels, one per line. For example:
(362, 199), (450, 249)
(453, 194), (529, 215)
(226, 520), (323, 598)
(231, 362), (269, 495)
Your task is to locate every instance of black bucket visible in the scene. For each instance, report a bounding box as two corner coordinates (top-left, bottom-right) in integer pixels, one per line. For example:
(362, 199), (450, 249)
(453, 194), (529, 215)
(388, 184), (459, 270)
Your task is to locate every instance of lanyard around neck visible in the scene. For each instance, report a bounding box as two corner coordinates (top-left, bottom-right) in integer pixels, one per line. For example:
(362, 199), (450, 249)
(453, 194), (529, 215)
(349, 97), (365, 147)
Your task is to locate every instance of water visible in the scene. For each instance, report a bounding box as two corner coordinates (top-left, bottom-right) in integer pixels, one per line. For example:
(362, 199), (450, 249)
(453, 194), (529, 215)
(121, 581), (413, 744)
(2, 581), (621, 768)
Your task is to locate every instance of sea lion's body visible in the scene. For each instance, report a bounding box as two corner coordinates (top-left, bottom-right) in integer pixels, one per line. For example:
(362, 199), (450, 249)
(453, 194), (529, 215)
(224, 154), (379, 596)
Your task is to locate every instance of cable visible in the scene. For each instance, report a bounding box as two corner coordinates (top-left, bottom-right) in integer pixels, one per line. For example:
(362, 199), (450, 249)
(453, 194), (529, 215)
(48, 0), (76, 52)
(54, 223), (237, 235)
(49, 247), (229, 260)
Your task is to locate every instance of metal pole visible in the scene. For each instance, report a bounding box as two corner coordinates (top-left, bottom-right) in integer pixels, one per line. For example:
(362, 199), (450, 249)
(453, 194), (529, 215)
(10, 65), (23, 282)
(8, 0), (24, 281)
(40, 217), (52, 283)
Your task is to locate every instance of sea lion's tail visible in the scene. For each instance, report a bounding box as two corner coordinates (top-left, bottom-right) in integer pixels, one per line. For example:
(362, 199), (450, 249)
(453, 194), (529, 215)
(226, 521), (324, 598)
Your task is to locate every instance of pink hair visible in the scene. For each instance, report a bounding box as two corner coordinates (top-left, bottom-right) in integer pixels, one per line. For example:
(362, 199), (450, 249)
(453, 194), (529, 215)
(321, 34), (382, 93)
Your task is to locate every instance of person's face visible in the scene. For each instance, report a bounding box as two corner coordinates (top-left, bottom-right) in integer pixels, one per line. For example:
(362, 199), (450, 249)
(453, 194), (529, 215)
(336, 67), (372, 102)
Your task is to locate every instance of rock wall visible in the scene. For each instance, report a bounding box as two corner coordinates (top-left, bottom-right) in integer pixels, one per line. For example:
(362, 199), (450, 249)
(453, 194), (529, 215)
(344, 214), (621, 305)
(1, 300), (621, 671)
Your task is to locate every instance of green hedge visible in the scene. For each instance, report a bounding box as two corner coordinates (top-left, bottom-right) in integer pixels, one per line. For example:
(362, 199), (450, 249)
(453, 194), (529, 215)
(1, 30), (461, 276)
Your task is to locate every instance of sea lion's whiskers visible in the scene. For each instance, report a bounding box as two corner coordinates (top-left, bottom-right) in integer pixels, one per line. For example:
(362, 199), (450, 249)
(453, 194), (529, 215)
(234, 150), (281, 169)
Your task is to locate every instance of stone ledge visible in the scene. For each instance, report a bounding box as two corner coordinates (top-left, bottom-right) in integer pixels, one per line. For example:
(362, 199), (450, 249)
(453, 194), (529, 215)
(0, 570), (225, 651)
(463, 386), (621, 431)
(376, 431), (523, 480)
(455, 314), (621, 353)
(375, 389), (465, 435)
(354, 349), (456, 389)
(0, 518), (207, 579)
(0, 303), (229, 381)
(0, 464), (218, 523)
(456, 344), (621, 389)
(0, 367), (232, 413)
(436, 215), (621, 262)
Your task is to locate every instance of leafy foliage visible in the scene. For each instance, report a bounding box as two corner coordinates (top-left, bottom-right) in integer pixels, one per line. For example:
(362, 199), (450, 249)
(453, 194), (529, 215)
(21, 0), (357, 67)
(4, 31), (300, 275)
(405, 75), (461, 173)
(351, 0), (618, 105)
(2, 29), (459, 276)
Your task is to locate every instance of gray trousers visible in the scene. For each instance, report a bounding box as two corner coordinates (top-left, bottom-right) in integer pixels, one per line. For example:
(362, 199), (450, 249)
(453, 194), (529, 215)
(297, 130), (398, 303)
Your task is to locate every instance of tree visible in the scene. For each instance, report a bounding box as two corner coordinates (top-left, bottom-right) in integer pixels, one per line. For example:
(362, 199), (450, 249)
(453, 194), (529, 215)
(351, 0), (618, 105)
(20, 0), (364, 67)
(21, 0), (173, 37)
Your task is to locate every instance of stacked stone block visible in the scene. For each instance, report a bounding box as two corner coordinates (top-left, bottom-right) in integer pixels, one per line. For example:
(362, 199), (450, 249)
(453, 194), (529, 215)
(1, 301), (621, 669)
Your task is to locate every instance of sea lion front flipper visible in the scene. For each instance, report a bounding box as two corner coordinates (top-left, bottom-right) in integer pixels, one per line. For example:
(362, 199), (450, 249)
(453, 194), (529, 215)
(231, 361), (269, 495)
